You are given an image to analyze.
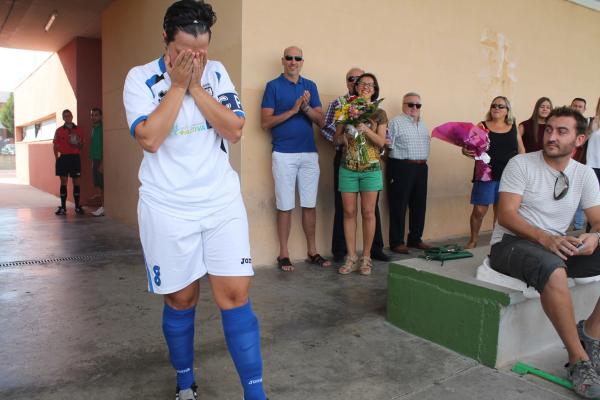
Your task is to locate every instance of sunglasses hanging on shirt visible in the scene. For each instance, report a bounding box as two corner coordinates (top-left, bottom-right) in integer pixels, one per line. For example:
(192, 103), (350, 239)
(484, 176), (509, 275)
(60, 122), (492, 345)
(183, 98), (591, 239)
(553, 171), (569, 200)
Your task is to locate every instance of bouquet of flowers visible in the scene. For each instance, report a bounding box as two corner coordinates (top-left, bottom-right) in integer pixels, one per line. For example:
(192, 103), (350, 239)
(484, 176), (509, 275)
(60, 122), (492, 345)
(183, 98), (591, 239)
(431, 122), (492, 181)
(335, 96), (384, 133)
(334, 96), (384, 166)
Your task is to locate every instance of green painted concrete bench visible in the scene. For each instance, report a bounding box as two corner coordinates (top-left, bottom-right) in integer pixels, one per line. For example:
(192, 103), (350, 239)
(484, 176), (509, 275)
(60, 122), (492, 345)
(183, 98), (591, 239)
(386, 246), (600, 368)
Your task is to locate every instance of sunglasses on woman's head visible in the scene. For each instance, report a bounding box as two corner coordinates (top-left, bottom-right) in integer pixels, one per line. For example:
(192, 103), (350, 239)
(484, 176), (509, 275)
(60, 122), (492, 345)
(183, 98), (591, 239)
(284, 55), (303, 62)
(404, 103), (422, 109)
(554, 171), (569, 200)
(490, 104), (507, 109)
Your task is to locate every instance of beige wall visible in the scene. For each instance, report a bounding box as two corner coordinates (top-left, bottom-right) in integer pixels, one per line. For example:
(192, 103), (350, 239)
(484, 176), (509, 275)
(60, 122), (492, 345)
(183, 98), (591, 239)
(102, 0), (600, 266)
(14, 53), (77, 129)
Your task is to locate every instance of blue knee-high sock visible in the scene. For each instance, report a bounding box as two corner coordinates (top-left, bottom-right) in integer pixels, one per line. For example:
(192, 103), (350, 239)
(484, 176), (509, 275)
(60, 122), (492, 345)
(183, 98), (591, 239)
(162, 303), (196, 390)
(221, 301), (266, 400)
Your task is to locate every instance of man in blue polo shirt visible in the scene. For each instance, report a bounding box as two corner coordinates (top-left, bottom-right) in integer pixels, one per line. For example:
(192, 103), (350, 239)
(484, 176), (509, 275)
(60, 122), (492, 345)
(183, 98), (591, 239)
(261, 45), (330, 272)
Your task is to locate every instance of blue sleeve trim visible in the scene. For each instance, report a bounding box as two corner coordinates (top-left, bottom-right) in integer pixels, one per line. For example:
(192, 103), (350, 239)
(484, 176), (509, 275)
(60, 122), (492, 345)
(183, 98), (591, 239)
(158, 56), (166, 74)
(234, 110), (245, 118)
(130, 115), (148, 137)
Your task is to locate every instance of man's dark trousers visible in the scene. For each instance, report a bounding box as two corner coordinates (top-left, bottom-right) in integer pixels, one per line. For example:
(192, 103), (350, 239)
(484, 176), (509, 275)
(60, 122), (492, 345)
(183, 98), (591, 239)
(386, 158), (428, 248)
(332, 149), (385, 257)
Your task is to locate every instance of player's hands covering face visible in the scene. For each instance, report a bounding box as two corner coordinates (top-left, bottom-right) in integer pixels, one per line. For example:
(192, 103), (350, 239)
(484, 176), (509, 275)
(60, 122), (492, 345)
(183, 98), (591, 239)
(166, 50), (194, 89)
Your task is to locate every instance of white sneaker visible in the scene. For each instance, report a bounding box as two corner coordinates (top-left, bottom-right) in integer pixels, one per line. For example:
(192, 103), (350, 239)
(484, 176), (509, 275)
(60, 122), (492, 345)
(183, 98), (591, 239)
(91, 206), (105, 217)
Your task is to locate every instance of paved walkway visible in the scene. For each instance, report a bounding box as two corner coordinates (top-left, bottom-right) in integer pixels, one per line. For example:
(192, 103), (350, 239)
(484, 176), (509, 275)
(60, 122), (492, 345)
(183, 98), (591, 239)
(0, 180), (578, 399)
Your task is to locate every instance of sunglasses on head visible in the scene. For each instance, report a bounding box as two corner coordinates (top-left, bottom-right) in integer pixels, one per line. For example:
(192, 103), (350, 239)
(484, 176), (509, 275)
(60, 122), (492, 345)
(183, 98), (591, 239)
(284, 55), (303, 62)
(490, 104), (507, 109)
(554, 171), (569, 200)
(404, 102), (422, 109)
(347, 76), (361, 83)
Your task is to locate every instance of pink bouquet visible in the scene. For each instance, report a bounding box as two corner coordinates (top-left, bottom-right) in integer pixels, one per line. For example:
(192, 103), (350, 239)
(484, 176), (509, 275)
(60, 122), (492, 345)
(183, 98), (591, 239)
(432, 122), (492, 182)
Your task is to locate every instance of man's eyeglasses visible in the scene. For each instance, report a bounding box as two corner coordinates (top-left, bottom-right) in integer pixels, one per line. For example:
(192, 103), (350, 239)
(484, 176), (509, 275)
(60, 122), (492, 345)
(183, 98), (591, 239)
(347, 76), (361, 83)
(554, 171), (569, 200)
(404, 103), (422, 109)
(490, 104), (507, 109)
(284, 55), (303, 62)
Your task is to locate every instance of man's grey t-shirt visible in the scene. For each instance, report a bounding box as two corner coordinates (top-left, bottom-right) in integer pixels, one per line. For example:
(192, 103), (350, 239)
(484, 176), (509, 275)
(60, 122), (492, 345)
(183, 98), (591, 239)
(491, 151), (600, 245)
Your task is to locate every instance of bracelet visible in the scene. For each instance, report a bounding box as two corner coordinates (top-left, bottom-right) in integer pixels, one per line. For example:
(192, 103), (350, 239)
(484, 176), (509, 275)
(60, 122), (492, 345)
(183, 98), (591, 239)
(301, 106), (310, 113)
(596, 232), (600, 245)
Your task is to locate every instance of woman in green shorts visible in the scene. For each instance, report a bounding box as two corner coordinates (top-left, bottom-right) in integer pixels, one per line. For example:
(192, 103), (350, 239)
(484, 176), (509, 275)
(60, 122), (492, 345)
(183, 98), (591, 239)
(334, 73), (387, 275)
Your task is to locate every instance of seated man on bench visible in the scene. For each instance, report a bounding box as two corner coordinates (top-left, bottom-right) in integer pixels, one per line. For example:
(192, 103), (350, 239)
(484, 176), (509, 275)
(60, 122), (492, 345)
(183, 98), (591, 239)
(489, 106), (600, 398)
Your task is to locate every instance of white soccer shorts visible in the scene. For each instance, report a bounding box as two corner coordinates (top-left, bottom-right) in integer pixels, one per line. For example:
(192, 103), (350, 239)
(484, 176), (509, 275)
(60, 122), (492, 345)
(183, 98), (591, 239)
(138, 195), (254, 295)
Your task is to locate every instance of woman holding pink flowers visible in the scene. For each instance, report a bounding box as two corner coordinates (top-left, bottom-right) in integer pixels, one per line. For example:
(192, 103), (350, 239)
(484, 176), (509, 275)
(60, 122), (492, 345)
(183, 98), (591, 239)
(462, 96), (524, 248)
(333, 73), (387, 275)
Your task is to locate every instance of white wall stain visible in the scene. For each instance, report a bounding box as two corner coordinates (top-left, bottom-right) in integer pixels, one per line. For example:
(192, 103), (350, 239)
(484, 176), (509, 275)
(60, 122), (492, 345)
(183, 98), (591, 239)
(479, 29), (518, 111)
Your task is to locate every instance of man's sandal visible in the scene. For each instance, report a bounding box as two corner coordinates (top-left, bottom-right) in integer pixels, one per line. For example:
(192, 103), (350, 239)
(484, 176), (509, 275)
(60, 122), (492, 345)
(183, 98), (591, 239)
(306, 253), (331, 268)
(359, 256), (372, 276)
(338, 255), (358, 275)
(277, 257), (294, 272)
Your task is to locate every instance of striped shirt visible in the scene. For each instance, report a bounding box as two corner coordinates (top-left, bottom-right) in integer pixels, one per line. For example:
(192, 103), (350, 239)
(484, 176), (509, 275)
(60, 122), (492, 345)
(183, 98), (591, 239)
(388, 113), (430, 160)
(321, 94), (351, 144)
(491, 151), (600, 245)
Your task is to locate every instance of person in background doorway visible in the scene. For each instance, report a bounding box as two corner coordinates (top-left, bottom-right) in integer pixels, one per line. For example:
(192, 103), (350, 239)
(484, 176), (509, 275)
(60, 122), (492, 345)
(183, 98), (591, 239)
(90, 107), (104, 217)
(53, 109), (84, 215)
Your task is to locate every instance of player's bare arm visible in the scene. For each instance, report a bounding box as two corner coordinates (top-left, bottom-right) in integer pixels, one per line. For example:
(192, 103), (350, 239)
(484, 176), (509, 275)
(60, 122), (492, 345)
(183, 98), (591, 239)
(188, 51), (244, 144)
(133, 50), (193, 153)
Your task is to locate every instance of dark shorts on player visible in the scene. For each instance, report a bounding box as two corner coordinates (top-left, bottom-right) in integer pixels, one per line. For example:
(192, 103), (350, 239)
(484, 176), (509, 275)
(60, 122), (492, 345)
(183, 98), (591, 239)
(92, 160), (103, 188)
(56, 154), (81, 178)
(490, 234), (600, 293)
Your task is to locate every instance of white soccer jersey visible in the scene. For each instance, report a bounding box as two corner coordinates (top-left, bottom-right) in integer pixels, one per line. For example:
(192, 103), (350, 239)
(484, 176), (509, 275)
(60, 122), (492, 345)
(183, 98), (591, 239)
(123, 57), (245, 219)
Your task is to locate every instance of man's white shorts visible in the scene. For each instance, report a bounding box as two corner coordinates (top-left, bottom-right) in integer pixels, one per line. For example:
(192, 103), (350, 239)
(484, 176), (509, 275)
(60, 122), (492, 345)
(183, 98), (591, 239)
(138, 194), (254, 295)
(272, 151), (319, 211)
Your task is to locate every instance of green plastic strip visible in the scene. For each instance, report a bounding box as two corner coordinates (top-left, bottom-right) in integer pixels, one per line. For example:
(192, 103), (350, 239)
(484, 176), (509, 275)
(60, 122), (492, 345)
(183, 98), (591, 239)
(512, 361), (573, 390)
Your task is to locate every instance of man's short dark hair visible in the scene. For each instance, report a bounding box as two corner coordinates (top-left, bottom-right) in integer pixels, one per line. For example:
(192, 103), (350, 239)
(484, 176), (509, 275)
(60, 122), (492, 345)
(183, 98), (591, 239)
(163, 0), (216, 44)
(62, 109), (71, 117)
(91, 107), (102, 115)
(572, 97), (586, 106)
(548, 106), (588, 135)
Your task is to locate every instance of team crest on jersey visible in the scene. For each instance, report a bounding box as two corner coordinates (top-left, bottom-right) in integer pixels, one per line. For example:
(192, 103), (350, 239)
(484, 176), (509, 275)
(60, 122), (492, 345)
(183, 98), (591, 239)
(203, 84), (213, 96)
(158, 90), (168, 103)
